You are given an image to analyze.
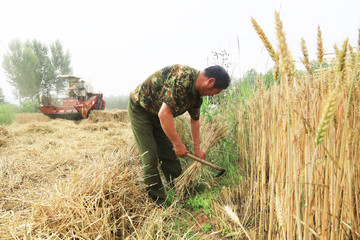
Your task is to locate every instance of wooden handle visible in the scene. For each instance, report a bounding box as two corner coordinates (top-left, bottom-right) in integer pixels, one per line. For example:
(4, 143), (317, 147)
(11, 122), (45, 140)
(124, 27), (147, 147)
(187, 153), (225, 172)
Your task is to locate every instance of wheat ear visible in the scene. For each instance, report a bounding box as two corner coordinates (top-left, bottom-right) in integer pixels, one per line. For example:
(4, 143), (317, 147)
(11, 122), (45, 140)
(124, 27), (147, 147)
(338, 38), (348, 73)
(338, 38), (349, 87)
(251, 16), (281, 82)
(275, 11), (295, 80)
(315, 89), (338, 146)
(301, 38), (312, 76)
(275, 195), (284, 228)
(317, 25), (324, 65)
(251, 17), (278, 63)
(223, 205), (252, 240)
(334, 44), (340, 57)
(275, 195), (287, 239)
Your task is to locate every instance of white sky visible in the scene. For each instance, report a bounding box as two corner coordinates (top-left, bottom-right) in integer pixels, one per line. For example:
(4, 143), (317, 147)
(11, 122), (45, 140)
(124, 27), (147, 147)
(1, 0), (359, 104)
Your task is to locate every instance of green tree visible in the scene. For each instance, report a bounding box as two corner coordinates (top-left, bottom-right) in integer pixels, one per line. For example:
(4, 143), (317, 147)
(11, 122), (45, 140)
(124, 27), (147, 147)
(262, 69), (274, 88)
(104, 95), (129, 110)
(2, 39), (72, 107)
(3, 41), (41, 105)
(310, 60), (329, 72)
(28, 40), (55, 101)
(3, 39), (25, 104)
(50, 40), (72, 96)
(0, 104), (18, 124)
(242, 68), (258, 87)
(21, 45), (41, 100)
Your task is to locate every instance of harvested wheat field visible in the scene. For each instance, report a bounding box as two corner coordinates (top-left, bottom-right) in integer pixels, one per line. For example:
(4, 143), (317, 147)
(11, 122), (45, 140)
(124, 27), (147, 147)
(0, 110), (162, 239)
(0, 110), (230, 239)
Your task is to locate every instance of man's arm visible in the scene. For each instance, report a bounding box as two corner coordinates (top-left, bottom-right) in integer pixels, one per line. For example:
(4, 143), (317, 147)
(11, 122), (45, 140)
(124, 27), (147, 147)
(158, 102), (188, 158)
(190, 118), (206, 160)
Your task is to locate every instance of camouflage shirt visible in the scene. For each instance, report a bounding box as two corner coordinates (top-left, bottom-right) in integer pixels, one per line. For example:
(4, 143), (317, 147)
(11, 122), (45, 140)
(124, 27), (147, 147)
(130, 64), (203, 120)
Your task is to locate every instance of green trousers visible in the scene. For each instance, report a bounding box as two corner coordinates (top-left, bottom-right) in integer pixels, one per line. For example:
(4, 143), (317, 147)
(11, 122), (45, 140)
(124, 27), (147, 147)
(128, 99), (182, 205)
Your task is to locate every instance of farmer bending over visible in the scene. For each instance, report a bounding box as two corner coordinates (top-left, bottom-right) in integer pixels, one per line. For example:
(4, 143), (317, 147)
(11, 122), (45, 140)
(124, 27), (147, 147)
(128, 64), (230, 205)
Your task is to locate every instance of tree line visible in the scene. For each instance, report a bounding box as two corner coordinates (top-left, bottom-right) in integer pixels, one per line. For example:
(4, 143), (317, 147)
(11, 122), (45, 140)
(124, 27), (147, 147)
(2, 39), (72, 106)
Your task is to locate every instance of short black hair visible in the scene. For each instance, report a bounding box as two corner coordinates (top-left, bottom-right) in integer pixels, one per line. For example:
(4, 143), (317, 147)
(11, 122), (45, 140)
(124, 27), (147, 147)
(204, 65), (231, 89)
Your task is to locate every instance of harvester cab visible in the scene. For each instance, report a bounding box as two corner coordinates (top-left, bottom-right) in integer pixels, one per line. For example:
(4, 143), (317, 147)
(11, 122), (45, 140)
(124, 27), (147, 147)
(67, 77), (92, 99)
(39, 75), (106, 120)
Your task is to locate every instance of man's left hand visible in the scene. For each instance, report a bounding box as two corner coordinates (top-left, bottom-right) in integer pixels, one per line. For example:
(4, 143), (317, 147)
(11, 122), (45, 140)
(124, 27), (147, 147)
(194, 149), (206, 160)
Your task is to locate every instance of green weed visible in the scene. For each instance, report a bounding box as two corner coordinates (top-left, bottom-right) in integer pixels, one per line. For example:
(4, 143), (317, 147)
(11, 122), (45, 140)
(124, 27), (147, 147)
(0, 104), (19, 125)
(202, 223), (212, 233)
(186, 194), (212, 215)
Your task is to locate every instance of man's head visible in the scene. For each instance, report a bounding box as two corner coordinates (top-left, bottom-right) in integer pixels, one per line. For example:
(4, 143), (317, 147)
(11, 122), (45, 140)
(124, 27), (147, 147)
(196, 65), (231, 96)
(204, 65), (231, 89)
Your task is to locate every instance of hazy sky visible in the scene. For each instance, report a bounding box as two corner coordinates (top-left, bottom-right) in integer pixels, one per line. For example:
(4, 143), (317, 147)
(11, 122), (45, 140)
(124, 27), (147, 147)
(1, 0), (359, 104)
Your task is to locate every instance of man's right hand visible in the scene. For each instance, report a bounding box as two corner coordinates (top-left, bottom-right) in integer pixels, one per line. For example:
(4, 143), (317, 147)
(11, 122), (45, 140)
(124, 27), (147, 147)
(174, 142), (188, 158)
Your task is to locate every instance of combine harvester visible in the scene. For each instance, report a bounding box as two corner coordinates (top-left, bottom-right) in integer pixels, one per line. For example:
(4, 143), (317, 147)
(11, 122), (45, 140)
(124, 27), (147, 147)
(39, 76), (106, 120)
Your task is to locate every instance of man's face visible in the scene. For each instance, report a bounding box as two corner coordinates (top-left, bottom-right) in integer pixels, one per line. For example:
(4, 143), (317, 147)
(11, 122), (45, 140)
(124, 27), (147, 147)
(199, 87), (223, 97)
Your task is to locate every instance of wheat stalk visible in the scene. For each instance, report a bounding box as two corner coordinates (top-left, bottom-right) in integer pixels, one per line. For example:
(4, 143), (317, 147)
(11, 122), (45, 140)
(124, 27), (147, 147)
(306, 87), (339, 239)
(308, 87), (338, 239)
(275, 12), (299, 239)
(175, 118), (228, 198)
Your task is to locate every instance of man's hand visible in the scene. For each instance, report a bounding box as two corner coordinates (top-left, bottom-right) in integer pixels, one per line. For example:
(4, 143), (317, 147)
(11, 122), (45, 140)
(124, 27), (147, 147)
(174, 142), (188, 158)
(194, 149), (206, 160)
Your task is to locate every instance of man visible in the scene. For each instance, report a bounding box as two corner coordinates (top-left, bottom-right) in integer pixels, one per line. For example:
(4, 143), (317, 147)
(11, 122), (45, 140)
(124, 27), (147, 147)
(128, 64), (230, 205)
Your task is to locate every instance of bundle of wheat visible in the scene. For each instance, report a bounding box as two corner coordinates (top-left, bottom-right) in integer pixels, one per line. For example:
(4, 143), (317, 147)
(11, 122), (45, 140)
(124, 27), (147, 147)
(175, 115), (229, 198)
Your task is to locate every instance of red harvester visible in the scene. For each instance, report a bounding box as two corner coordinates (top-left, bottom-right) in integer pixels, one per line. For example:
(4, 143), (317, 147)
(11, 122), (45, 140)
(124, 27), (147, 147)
(39, 76), (106, 120)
